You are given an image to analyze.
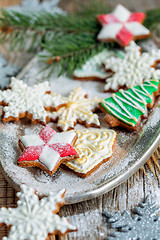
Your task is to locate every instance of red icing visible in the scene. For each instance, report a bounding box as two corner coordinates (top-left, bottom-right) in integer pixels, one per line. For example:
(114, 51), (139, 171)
(116, 26), (133, 46)
(127, 12), (145, 23)
(18, 127), (78, 169)
(39, 126), (56, 144)
(97, 14), (119, 24)
(49, 143), (78, 158)
(18, 146), (43, 162)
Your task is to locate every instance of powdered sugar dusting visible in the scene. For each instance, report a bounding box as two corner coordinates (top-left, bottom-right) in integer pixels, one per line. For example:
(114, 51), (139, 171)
(0, 41), (159, 203)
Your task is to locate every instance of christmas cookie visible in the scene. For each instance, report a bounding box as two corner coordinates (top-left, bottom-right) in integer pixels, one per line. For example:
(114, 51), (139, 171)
(0, 54), (19, 89)
(64, 129), (116, 178)
(97, 4), (151, 47)
(48, 87), (101, 131)
(103, 41), (160, 92)
(18, 126), (78, 175)
(0, 77), (65, 125)
(100, 79), (160, 131)
(73, 49), (124, 81)
(0, 184), (77, 240)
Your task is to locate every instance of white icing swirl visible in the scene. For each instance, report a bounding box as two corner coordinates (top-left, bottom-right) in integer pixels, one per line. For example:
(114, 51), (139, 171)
(65, 129), (116, 174)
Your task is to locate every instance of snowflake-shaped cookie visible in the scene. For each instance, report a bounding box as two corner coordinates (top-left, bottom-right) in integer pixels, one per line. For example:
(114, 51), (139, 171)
(48, 87), (101, 131)
(97, 4), (150, 47)
(18, 126), (78, 175)
(103, 41), (160, 91)
(0, 55), (19, 89)
(0, 185), (76, 240)
(0, 77), (65, 124)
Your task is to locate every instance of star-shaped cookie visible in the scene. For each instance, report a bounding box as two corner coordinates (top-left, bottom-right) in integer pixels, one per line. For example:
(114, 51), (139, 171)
(97, 4), (151, 47)
(48, 87), (101, 131)
(0, 77), (65, 124)
(103, 41), (160, 92)
(18, 126), (78, 175)
(0, 185), (77, 240)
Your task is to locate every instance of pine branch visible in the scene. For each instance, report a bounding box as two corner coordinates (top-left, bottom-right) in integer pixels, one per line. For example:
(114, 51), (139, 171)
(1, 2), (160, 77)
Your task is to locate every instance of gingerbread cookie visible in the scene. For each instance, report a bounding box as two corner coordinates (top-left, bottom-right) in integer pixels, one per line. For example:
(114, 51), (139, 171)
(73, 49), (124, 81)
(100, 79), (160, 131)
(64, 129), (116, 178)
(18, 126), (78, 175)
(103, 41), (160, 92)
(97, 4), (151, 47)
(0, 184), (77, 240)
(0, 77), (65, 124)
(48, 87), (101, 131)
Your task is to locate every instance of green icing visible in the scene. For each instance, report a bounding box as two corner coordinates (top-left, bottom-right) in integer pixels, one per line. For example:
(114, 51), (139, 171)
(101, 80), (159, 126)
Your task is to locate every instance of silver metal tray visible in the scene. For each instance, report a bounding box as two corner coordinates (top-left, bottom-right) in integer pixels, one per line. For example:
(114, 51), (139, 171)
(0, 48), (160, 204)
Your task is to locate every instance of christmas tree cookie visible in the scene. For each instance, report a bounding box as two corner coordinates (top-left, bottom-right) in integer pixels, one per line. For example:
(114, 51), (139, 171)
(100, 79), (160, 131)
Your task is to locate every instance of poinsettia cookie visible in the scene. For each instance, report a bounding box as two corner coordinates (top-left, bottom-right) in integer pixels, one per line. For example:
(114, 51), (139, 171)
(97, 4), (151, 47)
(100, 79), (160, 131)
(18, 126), (78, 175)
(0, 77), (65, 125)
(64, 129), (116, 178)
(103, 41), (160, 92)
(73, 49), (124, 81)
(48, 87), (101, 131)
(0, 185), (77, 240)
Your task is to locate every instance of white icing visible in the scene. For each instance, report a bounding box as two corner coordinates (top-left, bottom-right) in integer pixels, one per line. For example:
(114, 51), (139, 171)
(48, 87), (101, 131)
(97, 4), (150, 43)
(113, 4), (130, 23)
(103, 41), (160, 91)
(65, 129), (116, 174)
(20, 127), (77, 171)
(0, 77), (65, 123)
(73, 49), (120, 79)
(0, 185), (76, 240)
(125, 22), (150, 36)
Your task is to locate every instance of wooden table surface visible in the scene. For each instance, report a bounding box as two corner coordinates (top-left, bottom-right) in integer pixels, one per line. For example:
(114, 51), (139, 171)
(0, 0), (160, 240)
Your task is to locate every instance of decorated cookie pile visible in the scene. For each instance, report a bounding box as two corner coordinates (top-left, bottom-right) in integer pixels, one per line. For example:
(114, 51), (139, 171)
(0, 4), (160, 181)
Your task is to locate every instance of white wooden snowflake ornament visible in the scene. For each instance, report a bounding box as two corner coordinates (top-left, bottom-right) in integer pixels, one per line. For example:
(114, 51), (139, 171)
(0, 185), (76, 240)
(0, 55), (19, 89)
(48, 87), (101, 131)
(0, 77), (65, 124)
(103, 41), (160, 91)
(97, 4), (150, 47)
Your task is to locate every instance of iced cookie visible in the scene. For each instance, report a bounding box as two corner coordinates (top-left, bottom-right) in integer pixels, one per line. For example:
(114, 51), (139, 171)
(73, 49), (124, 81)
(97, 4), (151, 47)
(103, 41), (160, 92)
(49, 87), (101, 131)
(18, 126), (78, 175)
(0, 185), (77, 240)
(0, 77), (65, 124)
(64, 129), (116, 178)
(100, 79), (160, 131)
